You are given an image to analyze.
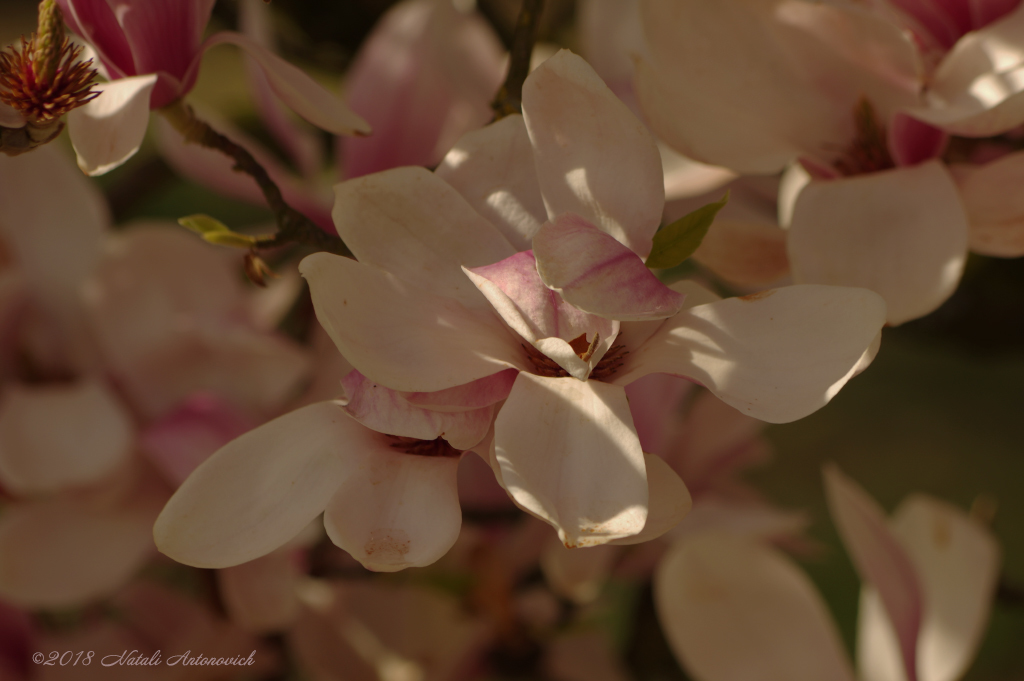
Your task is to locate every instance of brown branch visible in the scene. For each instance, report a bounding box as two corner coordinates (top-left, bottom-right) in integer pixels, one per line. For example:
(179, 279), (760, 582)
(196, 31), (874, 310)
(160, 100), (352, 257)
(491, 0), (544, 119)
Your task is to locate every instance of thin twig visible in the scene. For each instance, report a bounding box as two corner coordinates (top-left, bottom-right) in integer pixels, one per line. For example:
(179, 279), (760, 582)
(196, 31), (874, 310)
(160, 100), (352, 257)
(491, 0), (544, 119)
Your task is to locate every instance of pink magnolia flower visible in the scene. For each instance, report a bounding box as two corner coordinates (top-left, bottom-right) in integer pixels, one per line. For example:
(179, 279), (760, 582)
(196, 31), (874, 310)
(655, 466), (1000, 681)
(633, 0), (1024, 324)
(55, 0), (370, 175)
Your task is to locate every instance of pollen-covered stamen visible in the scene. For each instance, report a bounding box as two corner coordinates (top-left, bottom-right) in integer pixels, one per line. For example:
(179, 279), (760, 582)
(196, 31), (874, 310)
(0, 36), (99, 123)
(387, 436), (462, 458)
(522, 340), (628, 380)
(832, 98), (895, 177)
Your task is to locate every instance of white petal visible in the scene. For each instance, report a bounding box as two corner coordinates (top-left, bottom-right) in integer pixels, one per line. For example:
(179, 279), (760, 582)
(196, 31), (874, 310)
(541, 538), (621, 604)
(615, 285), (887, 423)
(154, 402), (366, 568)
(788, 162), (969, 325)
(522, 50), (664, 258)
(0, 380), (134, 495)
(608, 453), (692, 545)
(494, 374), (648, 547)
(655, 532), (855, 681)
(950, 153), (1024, 256)
(67, 74), (158, 176)
(324, 448), (461, 572)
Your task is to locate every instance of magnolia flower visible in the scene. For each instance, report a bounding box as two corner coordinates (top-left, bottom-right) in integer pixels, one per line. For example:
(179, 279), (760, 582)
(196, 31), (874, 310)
(656, 466), (1000, 681)
(56, 0), (370, 175)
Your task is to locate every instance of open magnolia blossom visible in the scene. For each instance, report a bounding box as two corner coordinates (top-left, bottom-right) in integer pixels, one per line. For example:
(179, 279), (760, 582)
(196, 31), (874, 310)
(55, 0), (370, 175)
(632, 0), (1024, 324)
(655, 465), (1000, 681)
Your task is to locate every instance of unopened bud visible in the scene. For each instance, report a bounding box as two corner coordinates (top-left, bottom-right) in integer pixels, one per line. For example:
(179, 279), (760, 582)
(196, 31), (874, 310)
(33, 0), (65, 84)
(244, 252), (278, 288)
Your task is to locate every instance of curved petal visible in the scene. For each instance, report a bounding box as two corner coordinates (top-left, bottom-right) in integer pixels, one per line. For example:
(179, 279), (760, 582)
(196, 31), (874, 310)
(615, 285), (886, 424)
(823, 465), (923, 681)
(912, 4), (1024, 135)
(301, 253), (526, 393)
(950, 153), (1024, 256)
(533, 214), (684, 321)
(59, 0), (136, 79)
(541, 539), (621, 604)
(0, 497), (157, 608)
(401, 368), (518, 413)
(197, 32), (370, 136)
(324, 448), (461, 572)
(788, 162), (969, 325)
(342, 371), (492, 450)
(436, 114), (548, 251)
(661, 145), (738, 201)
(494, 374), (648, 547)
(654, 532), (855, 681)
(623, 373), (694, 457)
(0, 380), (134, 495)
(608, 453), (692, 546)
(692, 216), (791, 286)
(154, 402), (365, 568)
(66, 74), (158, 176)
(888, 114), (948, 167)
(857, 495), (1000, 681)
(522, 50), (664, 258)
(331, 167), (515, 307)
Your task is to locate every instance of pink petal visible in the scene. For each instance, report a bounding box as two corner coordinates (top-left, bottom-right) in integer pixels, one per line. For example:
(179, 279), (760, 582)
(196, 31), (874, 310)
(692, 213), (790, 287)
(59, 0), (136, 79)
(888, 113), (949, 167)
(655, 533), (855, 681)
(457, 449), (513, 511)
(154, 402), (367, 568)
(331, 166), (515, 308)
(324, 446), (461, 572)
(616, 285), (887, 424)
(788, 162), (969, 325)
(66, 74), (158, 176)
(823, 465), (923, 681)
(494, 374), (648, 547)
(436, 114), (548, 251)
(341, 0), (504, 178)
(533, 214), (685, 321)
(342, 370), (492, 450)
(401, 368), (518, 413)
(522, 50), (664, 258)
(661, 145), (738, 201)
(198, 32), (371, 136)
(301, 253), (526, 393)
(950, 151), (1024, 256)
(0, 380), (133, 495)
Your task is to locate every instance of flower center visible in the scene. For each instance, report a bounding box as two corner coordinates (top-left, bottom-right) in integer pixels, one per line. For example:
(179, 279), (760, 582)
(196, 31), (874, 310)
(832, 99), (894, 177)
(521, 340), (628, 380)
(387, 436), (462, 458)
(0, 36), (98, 124)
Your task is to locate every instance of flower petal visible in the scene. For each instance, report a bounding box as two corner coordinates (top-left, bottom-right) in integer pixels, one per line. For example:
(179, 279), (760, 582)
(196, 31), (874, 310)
(494, 374), (648, 547)
(533, 214), (685, 321)
(331, 166), (515, 307)
(0, 103), (24, 128)
(342, 370), (492, 450)
(324, 447), (461, 572)
(66, 74), (158, 176)
(401, 368), (518, 413)
(198, 32), (370, 136)
(950, 152), (1024, 256)
(541, 539), (621, 604)
(888, 114), (948, 167)
(615, 285), (886, 423)
(655, 532), (855, 681)
(217, 549), (301, 633)
(154, 402), (364, 568)
(623, 373), (694, 457)
(823, 465), (923, 681)
(301, 253), (526, 393)
(788, 162), (969, 325)
(522, 50), (664, 257)
(857, 495), (1000, 681)
(436, 114), (548, 251)
(59, 0), (136, 79)
(0, 380), (134, 495)
(608, 453), (692, 546)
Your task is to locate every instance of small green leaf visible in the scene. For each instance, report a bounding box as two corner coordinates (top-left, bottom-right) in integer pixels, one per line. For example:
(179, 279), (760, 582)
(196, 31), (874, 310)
(645, 191), (729, 270)
(178, 214), (231, 235)
(202, 231), (257, 248)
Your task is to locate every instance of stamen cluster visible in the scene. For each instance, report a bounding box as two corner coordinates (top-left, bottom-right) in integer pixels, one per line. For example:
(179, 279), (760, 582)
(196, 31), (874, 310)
(0, 36), (98, 123)
(387, 436), (463, 458)
(833, 99), (895, 176)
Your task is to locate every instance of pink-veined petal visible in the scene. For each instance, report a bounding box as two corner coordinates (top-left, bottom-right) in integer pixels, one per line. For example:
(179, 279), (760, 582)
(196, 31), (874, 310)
(154, 402), (364, 568)
(196, 32), (370, 136)
(494, 374), (647, 547)
(341, 371), (492, 450)
(331, 166), (515, 307)
(217, 549), (301, 633)
(950, 152), (1024, 256)
(824, 465), (923, 681)
(615, 285), (886, 424)
(301, 253), (526, 393)
(655, 532), (856, 681)
(788, 161), (969, 326)
(857, 495), (1000, 681)
(522, 50), (664, 258)
(401, 368), (518, 413)
(436, 114), (548, 251)
(888, 113), (948, 166)
(58, 0), (136, 79)
(66, 74), (157, 176)
(324, 447), (461, 572)
(608, 453), (692, 546)
(0, 380), (133, 495)
(533, 214), (684, 321)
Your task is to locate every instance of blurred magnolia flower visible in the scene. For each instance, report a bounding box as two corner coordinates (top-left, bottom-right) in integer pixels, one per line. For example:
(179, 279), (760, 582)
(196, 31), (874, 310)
(56, 0), (370, 175)
(655, 465), (1000, 681)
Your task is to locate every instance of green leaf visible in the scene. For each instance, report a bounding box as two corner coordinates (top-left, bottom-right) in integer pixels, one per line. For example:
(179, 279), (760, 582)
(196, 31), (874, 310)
(645, 191), (729, 270)
(178, 214), (231, 235)
(202, 231), (257, 248)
